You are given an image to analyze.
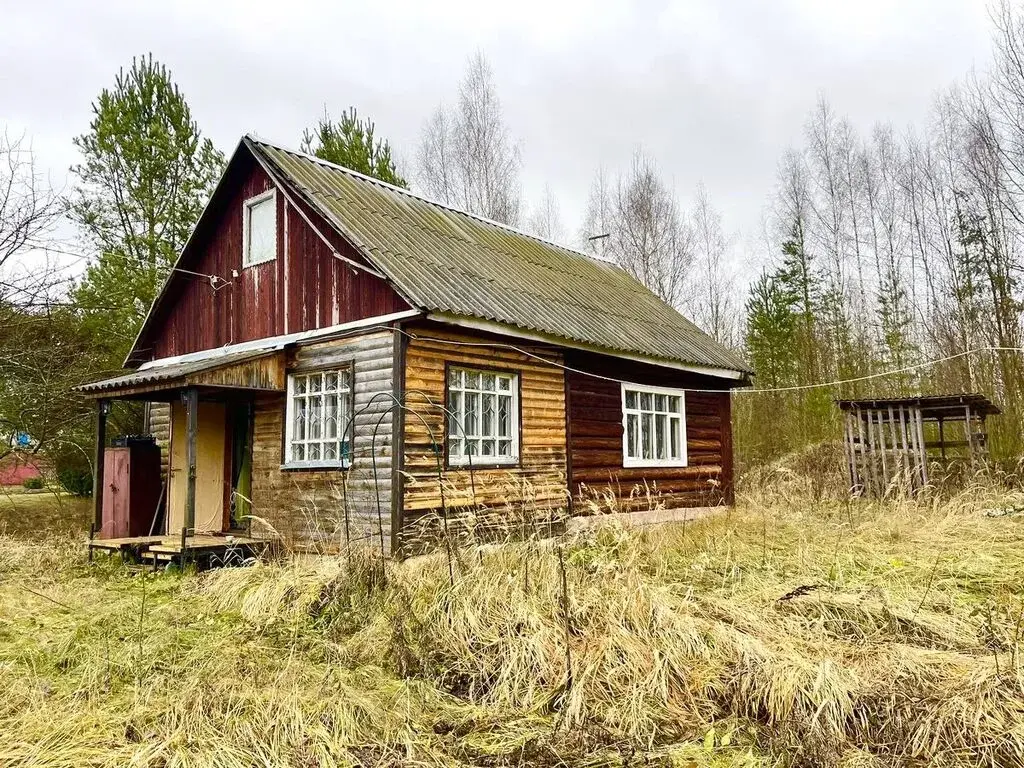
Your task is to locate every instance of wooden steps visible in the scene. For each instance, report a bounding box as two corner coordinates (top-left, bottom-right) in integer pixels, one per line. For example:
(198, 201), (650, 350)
(88, 533), (275, 569)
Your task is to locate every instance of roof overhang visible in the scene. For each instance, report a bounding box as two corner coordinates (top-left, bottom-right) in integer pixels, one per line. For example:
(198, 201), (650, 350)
(427, 312), (750, 382)
(79, 310), (422, 399)
(76, 349), (286, 400)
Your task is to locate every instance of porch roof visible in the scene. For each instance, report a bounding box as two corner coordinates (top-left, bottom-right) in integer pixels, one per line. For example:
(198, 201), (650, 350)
(76, 349), (285, 399)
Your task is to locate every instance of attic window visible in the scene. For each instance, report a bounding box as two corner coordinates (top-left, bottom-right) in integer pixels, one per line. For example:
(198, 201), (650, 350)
(243, 189), (276, 266)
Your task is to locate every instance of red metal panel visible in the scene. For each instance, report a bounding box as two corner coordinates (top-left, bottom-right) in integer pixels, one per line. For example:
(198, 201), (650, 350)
(139, 147), (408, 361)
(100, 443), (162, 538)
(101, 448), (130, 538)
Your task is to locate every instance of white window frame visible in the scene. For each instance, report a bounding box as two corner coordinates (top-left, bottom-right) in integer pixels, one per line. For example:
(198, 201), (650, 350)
(282, 366), (353, 470)
(447, 366), (520, 467)
(621, 382), (687, 468)
(242, 189), (277, 267)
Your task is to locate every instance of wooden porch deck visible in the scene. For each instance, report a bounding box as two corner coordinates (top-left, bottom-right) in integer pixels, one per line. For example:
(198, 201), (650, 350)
(89, 533), (275, 569)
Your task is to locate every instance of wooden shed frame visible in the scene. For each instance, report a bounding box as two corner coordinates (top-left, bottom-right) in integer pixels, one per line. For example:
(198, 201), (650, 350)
(836, 394), (1001, 496)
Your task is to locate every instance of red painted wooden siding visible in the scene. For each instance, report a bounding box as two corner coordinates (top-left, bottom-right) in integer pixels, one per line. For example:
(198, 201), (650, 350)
(565, 351), (735, 511)
(137, 151), (408, 361)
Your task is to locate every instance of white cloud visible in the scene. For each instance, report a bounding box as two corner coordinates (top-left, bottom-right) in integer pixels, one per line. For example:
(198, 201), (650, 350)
(0, 0), (996, 264)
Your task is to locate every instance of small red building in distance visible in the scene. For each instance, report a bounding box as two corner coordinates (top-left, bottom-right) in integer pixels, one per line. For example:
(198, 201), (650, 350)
(0, 452), (44, 486)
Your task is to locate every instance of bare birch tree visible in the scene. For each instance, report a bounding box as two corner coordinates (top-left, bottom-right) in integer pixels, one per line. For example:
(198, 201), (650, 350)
(417, 52), (522, 225)
(689, 183), (737, 345)
(580, 166), (614, 257)
(610, 150), (694, 307)
(527, 184), (565, 242)
(0, 131), (62, 302)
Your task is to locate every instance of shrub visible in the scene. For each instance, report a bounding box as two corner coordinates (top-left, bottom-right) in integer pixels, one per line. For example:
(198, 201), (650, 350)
(57, 468), (92, 497)
(21, 476), (44, 490)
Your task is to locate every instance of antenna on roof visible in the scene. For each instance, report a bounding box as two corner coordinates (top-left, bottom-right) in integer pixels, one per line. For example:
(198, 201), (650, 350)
(586, 232), (611, 260)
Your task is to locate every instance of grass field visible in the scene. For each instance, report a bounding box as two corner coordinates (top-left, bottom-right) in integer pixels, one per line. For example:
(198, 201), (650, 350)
(1, 483), (1023, 767)
(0, 487), (90, 537)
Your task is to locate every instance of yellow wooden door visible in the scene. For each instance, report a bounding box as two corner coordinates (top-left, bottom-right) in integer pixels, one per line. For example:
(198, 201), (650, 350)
(168, 401), (226, 534)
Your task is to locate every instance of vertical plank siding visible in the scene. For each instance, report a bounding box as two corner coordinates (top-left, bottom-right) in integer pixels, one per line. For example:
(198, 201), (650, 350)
(565, 351), (734, 511)
(401, 326), (568, 544)
(136, 152), (407, 362)
(248, 331), (396, 551)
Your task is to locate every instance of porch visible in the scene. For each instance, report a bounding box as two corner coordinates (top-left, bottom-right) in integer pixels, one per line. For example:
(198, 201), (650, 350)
(77, 348), (287, 545)
(88, 532), (275, 569)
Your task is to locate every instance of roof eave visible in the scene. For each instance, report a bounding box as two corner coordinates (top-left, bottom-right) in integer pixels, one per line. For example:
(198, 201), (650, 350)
(427, 312), (751, 382)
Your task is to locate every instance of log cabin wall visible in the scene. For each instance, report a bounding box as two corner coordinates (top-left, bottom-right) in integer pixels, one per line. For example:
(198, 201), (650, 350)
(400, 325), (568, 546)
(564, 350), (734, 512)
(133, 149), (407, 363)
(145, 402), (171, 480)
(249, 331), (396, 551)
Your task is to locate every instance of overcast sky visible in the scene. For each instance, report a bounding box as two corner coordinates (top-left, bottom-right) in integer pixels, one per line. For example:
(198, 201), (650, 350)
(0, 0), (997, 272)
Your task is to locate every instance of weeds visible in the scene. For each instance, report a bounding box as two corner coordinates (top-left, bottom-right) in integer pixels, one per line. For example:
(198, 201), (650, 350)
(2, 482), (1024, 766)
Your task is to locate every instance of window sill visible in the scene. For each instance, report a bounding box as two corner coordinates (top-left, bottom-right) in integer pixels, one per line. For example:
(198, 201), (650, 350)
(622, 460), (689, 469)
(280, 460), (350, 471)
(243, 255), (276, 269)
(448, 458), (519, 469)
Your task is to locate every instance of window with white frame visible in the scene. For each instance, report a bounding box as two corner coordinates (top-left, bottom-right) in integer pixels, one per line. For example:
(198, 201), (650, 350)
(284, 367), (352, 467)
(243, 189), (276, 266)
(621, 384), (687, 467)
(447, 367), (519, 465)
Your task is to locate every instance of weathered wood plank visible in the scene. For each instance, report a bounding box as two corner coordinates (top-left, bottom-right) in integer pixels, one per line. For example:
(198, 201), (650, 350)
(249, 331), (396, 552)
(400, 326), (568, 537)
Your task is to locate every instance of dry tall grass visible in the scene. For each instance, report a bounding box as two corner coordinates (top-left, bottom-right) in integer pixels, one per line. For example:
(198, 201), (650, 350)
(2, 482), (1024, 766)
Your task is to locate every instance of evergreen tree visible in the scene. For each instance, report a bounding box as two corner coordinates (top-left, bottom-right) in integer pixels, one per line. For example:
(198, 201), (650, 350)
(70, 54), (224, 363)
(744, 270), (800, 389)
(301, 107), (407, 188)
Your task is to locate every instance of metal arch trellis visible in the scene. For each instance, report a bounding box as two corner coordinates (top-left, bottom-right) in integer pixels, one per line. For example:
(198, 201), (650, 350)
(336, 390), (482, 582)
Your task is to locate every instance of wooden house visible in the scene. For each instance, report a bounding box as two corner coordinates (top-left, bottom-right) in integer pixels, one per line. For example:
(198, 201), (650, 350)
(78, 136), (751, 555)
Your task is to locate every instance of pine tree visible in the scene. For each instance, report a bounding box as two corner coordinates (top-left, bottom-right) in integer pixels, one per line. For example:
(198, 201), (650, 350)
(301, 107), (407, 188)
(776, 219), (819, 379)
(70, 54), (224, 363)
(744, 270), (800, 390)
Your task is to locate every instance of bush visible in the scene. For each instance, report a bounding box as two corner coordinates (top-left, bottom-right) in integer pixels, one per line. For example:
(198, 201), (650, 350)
(57, 468), (92, 497)
(21, 476), (44, 490)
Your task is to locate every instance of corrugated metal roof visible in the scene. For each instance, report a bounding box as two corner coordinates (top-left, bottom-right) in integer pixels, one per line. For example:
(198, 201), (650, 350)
(77, 349), (276, 394)
(249, 138), (752, 375)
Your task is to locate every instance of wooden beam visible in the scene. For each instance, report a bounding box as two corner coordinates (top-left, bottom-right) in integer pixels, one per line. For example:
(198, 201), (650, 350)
(897, 406), (911, 490)
(886, 405), (905, 491)
(915, 408), (929, 485)
(856, 408), (872, 497)
(964, 405), (975, 467)
(92, 399), (109, 533)
(843, 411), (858, 493)
(904, 405), (917, 488)
(875, 410), (888, 495)
(184, 388), (199, 532)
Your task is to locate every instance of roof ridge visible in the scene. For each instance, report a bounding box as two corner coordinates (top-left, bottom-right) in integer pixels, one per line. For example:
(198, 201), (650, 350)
(245, 134), (619, 268)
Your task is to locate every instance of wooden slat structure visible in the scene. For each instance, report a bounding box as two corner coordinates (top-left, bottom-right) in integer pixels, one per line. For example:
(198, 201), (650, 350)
(88, 533), (274, 570)
(837, 393), (1000, 497)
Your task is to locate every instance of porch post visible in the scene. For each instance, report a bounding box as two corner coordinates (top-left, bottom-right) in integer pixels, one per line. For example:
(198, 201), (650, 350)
(184, 388), (199, 532)
(92, 399), (109, 533)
